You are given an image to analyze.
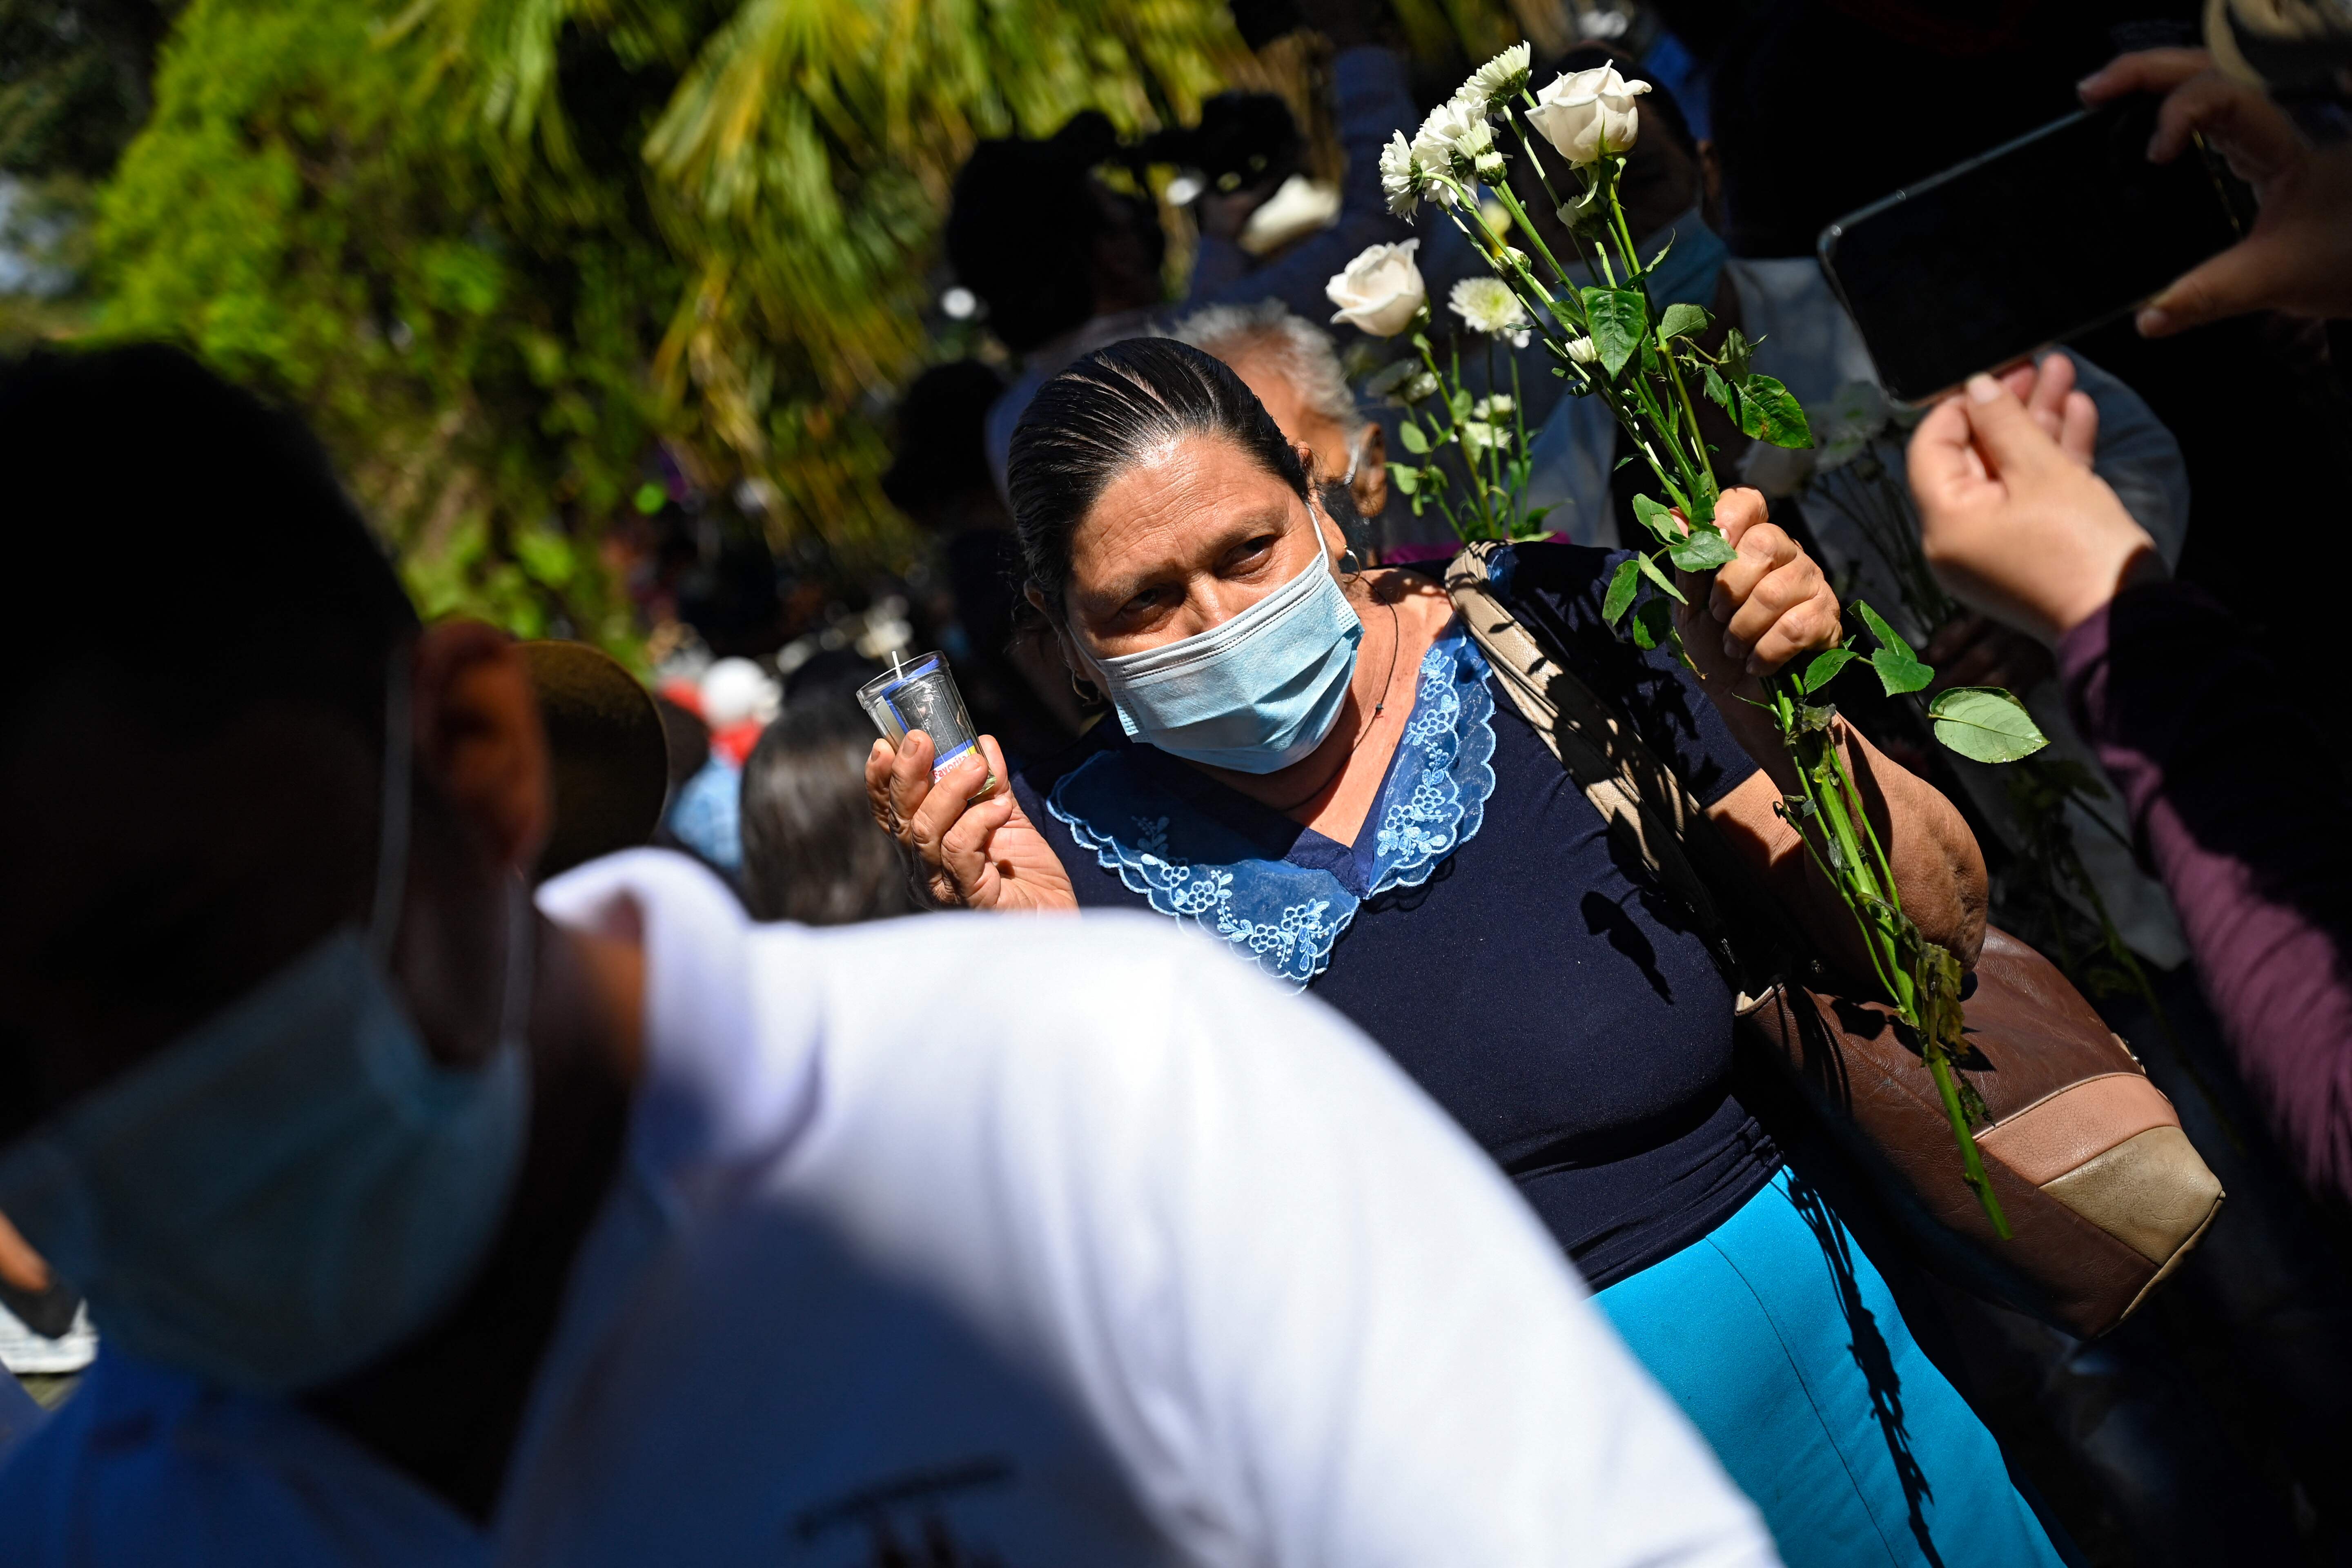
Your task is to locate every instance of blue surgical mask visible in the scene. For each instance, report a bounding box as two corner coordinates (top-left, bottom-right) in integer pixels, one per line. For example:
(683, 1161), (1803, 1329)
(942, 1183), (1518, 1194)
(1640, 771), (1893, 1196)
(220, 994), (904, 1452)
(1091, 545), (1364, 774)
(0, 657), (533, 1395)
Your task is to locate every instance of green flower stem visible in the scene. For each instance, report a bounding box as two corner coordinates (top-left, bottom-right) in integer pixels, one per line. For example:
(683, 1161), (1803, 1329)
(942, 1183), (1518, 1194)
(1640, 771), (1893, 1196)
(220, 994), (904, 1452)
(1488, 178), (1585, 294)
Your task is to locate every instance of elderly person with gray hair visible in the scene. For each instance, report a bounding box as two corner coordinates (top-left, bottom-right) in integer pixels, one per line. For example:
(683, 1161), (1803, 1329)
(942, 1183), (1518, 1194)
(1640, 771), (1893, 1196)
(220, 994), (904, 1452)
(1172, 301), (1388, 545)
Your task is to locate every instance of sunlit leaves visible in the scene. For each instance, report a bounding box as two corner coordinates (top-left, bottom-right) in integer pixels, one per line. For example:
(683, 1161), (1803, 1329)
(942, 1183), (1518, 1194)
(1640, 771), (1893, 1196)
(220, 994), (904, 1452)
(1854, 601), (1933, 695)
(1929, 687), (2051, 763)
(1581, 285), (1646, 376)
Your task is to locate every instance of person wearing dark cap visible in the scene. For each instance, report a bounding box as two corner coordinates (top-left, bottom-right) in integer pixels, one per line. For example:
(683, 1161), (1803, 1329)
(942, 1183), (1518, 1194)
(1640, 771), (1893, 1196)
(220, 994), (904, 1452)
(517, 641), (669, 883)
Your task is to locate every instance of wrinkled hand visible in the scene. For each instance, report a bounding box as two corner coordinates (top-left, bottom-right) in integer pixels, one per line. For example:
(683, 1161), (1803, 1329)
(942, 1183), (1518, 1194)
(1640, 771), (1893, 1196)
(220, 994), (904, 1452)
(2082, 49), (2352, 334)
(1675, 486), (1842, 699)
(864, 731), (1078, 911)
(1909, 375), (2161, 645)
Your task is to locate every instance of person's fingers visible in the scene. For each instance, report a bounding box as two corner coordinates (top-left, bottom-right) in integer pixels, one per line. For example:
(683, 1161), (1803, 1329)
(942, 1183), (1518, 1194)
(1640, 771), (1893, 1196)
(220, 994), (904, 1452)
(888, 730), (938, 844)
(2147, 69), (2302, 172)
(1958, 374), (2066, 483)
(1996, 361), (2038, 405)
(2139, 230), (2297, 337)
(938, 791), (1018, 907)
(1741, 576), (1842, 675)
(1713, 486), (1769, 549)
(1719, 548), (1824, 660)
(1905, 395), (1996, 510)
(865, 739), (901, 834)
(2025, 352), (2076, 437)
(2058, 390), (2098, 467)
(2078, 47), (2210, 106)
(1706, 519), (1797, 625)
(974, 733), (1011, 803)
(904, 747), (990, 873)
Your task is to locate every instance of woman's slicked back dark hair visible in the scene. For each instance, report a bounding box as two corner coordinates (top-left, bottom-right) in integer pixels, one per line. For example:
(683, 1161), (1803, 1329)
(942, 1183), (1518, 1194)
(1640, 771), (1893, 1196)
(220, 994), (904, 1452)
(1007, 337), (1306, 612)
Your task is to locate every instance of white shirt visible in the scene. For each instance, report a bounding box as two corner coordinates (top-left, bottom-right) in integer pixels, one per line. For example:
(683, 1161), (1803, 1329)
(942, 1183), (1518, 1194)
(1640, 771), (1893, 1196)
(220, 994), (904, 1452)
(0, 850), (1776, 1568)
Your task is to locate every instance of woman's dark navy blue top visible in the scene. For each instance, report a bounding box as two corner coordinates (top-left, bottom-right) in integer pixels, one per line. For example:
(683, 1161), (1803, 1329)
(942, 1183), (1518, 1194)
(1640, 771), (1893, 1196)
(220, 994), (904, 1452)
(1011, 543), (1782, 1287)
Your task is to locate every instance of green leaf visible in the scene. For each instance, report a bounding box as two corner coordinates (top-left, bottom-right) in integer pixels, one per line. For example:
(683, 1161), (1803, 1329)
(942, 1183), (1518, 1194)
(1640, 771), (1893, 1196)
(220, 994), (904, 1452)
(1720, 326), (1754, 381)
(1668, 528), (1737, 572)
(1928, 686), (2051, 764)
(1389, 463), (1419, 495)
(1853, 600), (1933, 696)
(1581, 286), (1648, 376)
(1629, 491), (1682, 550)
(1631, 595), (1676, 650)
(1731, 373), (1813, 450)
(1450, 387), (1473, 421)
(1801, 646), (1859, 693)
(1399, 420), (1430, 454)
(1634, 551), (1686, 604)
(1703, 364), (1736, 415)
(1603, 558), (1641, 624)
(633, 482), (667, 515)
(1658, 301), (1711, 341)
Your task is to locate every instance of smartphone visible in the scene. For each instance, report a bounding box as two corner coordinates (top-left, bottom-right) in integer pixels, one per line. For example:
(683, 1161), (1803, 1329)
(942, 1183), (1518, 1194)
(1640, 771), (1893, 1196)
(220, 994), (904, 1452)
(1817, 97), (2248, 403)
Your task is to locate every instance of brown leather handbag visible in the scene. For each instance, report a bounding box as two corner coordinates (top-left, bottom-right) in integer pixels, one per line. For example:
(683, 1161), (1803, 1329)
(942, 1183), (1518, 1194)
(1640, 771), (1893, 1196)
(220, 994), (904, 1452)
(1448, 544), (2223, 1338)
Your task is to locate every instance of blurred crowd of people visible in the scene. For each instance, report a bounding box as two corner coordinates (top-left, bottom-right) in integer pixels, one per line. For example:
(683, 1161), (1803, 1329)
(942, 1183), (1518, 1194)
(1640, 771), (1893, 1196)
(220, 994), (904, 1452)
(4, 0), (2352, 1565)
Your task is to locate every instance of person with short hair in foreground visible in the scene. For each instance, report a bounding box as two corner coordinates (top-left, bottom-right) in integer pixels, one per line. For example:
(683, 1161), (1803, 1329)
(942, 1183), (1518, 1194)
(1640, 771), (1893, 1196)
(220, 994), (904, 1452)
(0, 344), (1776, 1566)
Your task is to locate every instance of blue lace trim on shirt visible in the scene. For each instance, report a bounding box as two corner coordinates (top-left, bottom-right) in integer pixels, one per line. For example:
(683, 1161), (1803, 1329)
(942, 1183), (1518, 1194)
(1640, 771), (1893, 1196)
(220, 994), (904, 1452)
(1047, 626), (1497, 990)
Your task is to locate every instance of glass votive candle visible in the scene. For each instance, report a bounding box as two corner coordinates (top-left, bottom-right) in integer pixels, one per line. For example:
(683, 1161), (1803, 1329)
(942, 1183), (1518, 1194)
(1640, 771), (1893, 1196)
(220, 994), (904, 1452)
(858, 652), (998, 799)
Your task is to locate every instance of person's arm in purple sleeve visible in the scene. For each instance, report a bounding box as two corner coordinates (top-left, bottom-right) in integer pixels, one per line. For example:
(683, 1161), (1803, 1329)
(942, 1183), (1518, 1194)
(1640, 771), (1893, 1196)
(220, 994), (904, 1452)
(1909, 368), (2352, 1206)
(2056, 584), (2352, 1202)
(1183, 45), (1417, 323)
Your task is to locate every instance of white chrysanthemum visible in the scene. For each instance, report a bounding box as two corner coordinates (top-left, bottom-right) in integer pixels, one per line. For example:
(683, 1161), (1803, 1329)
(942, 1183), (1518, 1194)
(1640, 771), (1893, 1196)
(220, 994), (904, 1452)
(1378, 131), (1423, 218)
(1473, 394), (1515, 419)
(1412, 98), (1495, 189)
(1449, 276), (1528, 338)
(1454, 42), (1531, 118)
(1564, 335), (1599, 365)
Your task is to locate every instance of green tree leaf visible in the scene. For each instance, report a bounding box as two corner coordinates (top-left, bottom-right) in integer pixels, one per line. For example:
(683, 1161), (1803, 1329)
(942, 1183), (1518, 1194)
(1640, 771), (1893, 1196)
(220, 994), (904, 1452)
(1703, 364), (1736, 416)
(1658, 301), (1711, 341)
(1634, 551), (1686, 604)
(1928, 687), (2051, 764)
(1631, 595), (1676, 650)
(1854, 600), (1933, 695)
(1603, 557), (1641, 624)
(1629, 491), (1682, 549)
(1801, 646), (1859, 693)
(1668, 528), (1737, 571)
(1720, 326), (1754, 380)
(1399, 420), (1430, 454)
(1732, 374), (1813, 449)
(1581, 286), (1648, 376)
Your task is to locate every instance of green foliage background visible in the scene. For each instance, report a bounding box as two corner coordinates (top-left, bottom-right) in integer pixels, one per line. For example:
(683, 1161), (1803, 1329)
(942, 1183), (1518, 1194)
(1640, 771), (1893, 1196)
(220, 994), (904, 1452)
(5, 0), (1272, 652)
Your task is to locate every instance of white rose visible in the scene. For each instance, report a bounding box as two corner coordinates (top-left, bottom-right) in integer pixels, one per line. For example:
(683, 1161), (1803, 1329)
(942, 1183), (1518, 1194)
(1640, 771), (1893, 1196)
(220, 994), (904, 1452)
(1526, 65), (1652, 167)
(1326, 239), (1427, 337)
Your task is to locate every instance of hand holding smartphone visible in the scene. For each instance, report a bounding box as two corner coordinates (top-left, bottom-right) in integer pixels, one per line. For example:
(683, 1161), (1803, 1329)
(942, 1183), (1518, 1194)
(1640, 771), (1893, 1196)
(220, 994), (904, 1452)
(1818, 96), (2247, 403)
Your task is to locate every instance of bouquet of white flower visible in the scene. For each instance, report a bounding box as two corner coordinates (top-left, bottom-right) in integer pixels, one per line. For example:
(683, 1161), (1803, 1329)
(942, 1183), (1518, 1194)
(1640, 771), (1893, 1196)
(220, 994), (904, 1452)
(1330, 47), (2057, 1233)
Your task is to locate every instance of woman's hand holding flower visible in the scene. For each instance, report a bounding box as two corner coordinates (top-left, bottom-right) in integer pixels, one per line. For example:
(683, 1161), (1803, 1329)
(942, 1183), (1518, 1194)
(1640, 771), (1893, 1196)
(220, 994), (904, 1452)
(1674, 487), (1841, 699)
(865, 731), (1078, 911)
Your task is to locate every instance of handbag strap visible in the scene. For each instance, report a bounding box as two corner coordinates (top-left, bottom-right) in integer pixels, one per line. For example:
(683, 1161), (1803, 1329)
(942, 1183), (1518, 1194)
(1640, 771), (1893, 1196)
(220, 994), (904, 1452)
(1443, 543), (1783, 994)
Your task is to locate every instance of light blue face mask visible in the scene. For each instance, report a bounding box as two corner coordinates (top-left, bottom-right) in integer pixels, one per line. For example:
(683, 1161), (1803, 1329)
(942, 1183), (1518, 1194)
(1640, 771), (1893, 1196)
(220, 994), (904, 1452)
(1561, 204), (1728, 312)
(1092, 542), (1364, 775)
(0, 657), (532, 1395)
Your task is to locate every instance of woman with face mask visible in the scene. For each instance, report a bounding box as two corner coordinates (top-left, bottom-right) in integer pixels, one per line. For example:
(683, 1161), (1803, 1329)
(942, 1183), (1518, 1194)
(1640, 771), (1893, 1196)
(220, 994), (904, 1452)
(868, 337), (2068, 1568)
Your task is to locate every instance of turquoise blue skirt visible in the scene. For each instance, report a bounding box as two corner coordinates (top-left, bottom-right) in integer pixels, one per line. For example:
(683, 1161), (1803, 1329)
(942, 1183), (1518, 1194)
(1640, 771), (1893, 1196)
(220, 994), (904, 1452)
(1597, 1170), (2067, 1568)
